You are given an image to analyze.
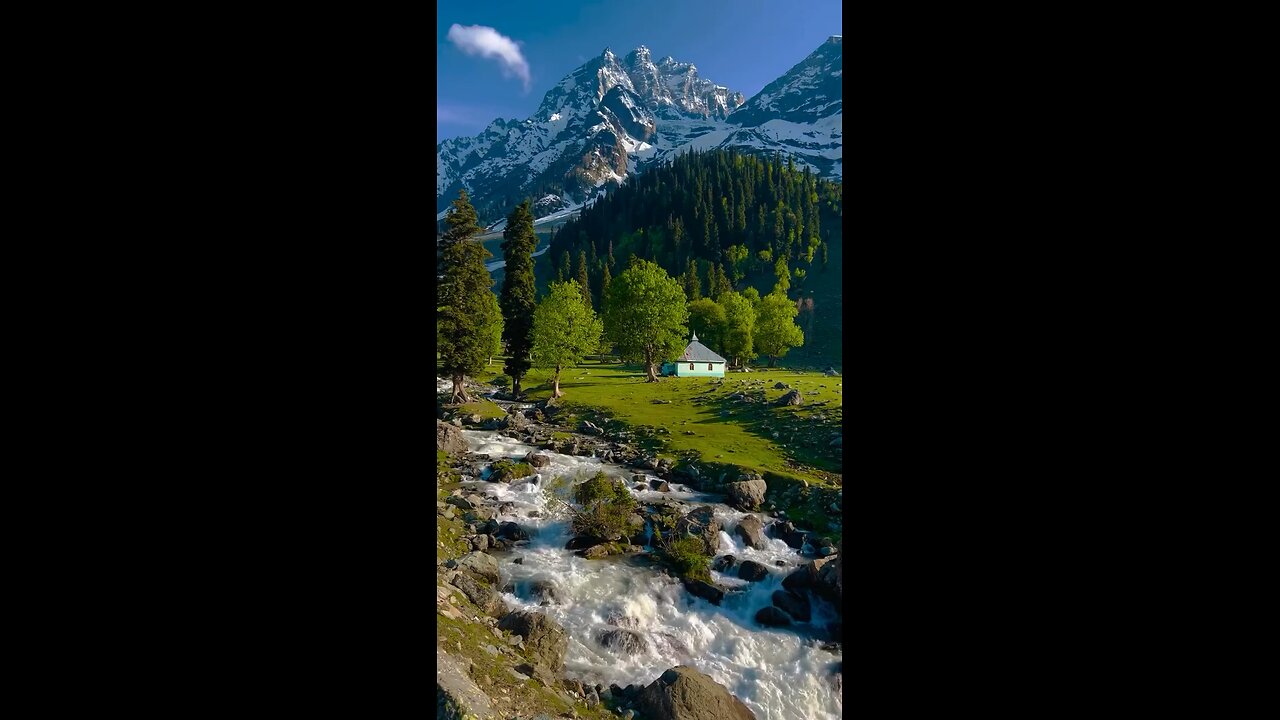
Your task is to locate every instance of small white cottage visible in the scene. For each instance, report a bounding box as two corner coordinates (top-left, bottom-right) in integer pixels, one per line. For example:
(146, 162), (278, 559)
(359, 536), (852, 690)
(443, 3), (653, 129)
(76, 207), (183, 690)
(661, 332), (726, 377)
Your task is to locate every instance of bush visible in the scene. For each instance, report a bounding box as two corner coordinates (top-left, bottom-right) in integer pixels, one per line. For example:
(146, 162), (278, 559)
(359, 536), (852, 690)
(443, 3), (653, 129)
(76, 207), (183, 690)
(571, 471), (636, 540)
(662, 535), (712, 582)
(492, 374), (511, 388)
(490, 460), (535, 483)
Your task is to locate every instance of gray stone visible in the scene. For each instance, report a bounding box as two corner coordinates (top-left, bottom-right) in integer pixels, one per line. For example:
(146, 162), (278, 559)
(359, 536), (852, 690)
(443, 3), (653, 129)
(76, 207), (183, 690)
(771, 589), (811, 622)
(499, 610), (569, 674)
(633, 666), (757, 720)
(599, 628), (649, 655)
(755, 606), (793, 627)
(675, 506), (722, 555)
(726, 477), (767, 511)
(682, 578), (725, 605)
(453, 551), (500, 584)
(734, 515), (769, 549)
(436, 420), (468, 457)
(737, 560), (770, 582)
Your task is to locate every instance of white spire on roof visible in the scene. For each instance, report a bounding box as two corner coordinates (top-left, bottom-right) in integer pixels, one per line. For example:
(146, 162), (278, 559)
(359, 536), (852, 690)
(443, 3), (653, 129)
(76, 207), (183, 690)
(692, 330), (698, 342)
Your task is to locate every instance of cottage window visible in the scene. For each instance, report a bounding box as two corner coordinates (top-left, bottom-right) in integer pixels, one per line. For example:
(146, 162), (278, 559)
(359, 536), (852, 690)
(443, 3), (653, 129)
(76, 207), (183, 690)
(708, 363), (713, 370)
(689, 363), (694, 370)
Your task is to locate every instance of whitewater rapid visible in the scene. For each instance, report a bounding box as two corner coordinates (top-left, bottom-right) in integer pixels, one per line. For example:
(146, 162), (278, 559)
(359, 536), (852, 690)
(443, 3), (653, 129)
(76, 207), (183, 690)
(456, 429), (842, 720)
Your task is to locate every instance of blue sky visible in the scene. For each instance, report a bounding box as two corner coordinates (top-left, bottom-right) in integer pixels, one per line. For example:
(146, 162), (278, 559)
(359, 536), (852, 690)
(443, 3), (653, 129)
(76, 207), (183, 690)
(437, 0), (842, 142)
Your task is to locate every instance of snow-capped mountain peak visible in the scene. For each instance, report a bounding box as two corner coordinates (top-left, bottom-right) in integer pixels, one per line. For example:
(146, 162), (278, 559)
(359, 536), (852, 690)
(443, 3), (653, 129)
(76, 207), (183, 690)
(437, 37), (841, 224)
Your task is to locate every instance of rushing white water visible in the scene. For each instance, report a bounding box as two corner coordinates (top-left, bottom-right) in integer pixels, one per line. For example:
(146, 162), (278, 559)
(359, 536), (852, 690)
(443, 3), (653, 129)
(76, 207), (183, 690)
(455, 429), (842, 720)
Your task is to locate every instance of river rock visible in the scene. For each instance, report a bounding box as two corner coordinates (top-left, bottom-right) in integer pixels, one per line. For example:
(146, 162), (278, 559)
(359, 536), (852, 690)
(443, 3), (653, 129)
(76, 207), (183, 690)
(527, 578), (562, 605)
(453, 551), (500, 584)
(755, 606), (793, 627)
(712, 554), (740, 572)
(524, 452), (551, 468)
(579, 544), (614, 560)
(769, 520), (807, 549)
(737, 560), (770, 582)
(633, 665), (757, 720)
(495, 521), (529, 542)
(632, 474), (647, 483)
(726, 476), (767, 511)
(599, 628), (649, 655)
(500, 409), (529, 430)
(734, 515), (769, 549)
(675, 506), (722, 555)
(565, 536), (605, 550)
(463, 506), (497, 523)
(468, 534), (489, 552)
(444, 495), (474, 510)
(681, 578), (725, 606)
(498, 610), (568, 674)
(581, 420), (603, 435)
(654, 480), (671, 492)
(452, 571), (506, 617)
(436, 420), (468, 457)
(772, 589), (811, 622)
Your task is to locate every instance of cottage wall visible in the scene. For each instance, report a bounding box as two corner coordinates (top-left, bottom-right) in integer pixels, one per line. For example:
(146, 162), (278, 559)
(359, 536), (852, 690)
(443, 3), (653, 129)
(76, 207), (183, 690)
(675, 362), (725, 378)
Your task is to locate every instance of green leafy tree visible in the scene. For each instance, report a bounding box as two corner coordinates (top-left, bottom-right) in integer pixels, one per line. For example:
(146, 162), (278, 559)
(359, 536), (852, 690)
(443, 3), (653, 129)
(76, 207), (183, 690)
(755, 289), (805, 367)
(718, 290), (755, 368)
(499, 200), (538, 397)
(773, 257), (791, 294)
(531, 281), (602, 398)
(741, 286), (761, 309)
(603, 259), (689, 382)
(724, 244), (749, 286)
(687, 297), (726, 352)
(439, 240), (503, 403)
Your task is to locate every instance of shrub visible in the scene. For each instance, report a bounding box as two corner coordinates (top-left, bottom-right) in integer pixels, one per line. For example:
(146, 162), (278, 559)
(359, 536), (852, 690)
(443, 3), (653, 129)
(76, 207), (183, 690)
(492, 374), (511, 388)
(490, 460), (535, 483)
(662, 535), (712, 582)
(571, 471), (636, 540)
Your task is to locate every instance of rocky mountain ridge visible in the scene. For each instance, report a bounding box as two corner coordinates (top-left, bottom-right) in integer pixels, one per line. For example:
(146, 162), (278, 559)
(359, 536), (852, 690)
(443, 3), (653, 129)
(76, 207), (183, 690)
(438, 36), (842, 225)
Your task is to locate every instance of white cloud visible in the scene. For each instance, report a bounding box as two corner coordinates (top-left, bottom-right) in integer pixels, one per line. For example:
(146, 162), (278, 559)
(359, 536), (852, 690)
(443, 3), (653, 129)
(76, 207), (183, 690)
(447, 24), (531, 92)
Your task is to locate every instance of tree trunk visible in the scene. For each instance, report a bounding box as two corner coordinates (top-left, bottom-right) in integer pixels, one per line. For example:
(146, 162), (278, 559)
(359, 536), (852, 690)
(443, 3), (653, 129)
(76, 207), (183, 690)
(645, 363), (659, 382)
(768, 356), (778, 368)
(512, 375), (522, 399)
(451, 373), (470, 404)
(552, 367), (564, 398)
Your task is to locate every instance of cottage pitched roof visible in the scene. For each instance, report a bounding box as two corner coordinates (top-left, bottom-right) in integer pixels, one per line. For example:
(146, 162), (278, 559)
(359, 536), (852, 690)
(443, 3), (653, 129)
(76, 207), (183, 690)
(678, 332), (726, 363)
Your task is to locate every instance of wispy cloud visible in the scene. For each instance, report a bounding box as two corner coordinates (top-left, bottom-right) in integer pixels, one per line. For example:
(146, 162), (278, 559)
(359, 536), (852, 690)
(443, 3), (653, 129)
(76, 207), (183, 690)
(446, 24), (531, 93)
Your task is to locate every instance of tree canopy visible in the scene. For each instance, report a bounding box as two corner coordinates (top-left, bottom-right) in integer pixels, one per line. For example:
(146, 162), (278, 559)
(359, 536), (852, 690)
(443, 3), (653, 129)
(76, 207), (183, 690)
(439, 221), (503, 402)
(531, 281), (602, 398)
(603, 259), (688, 382)
(718, 290), (755, 368)
(755, 290), (805, 367)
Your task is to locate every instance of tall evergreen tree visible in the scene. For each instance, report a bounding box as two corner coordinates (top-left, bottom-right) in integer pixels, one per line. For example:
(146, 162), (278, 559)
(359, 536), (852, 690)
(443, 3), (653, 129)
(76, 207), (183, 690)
(439, 234), (503, 403)
(575, 250), (592, 310)
(499, 200), (537, 398)
(683, 258), (701, 301)
(560, 251), (572, 285)
(713, 262), (732, 298)
(438, 189), (482, 295)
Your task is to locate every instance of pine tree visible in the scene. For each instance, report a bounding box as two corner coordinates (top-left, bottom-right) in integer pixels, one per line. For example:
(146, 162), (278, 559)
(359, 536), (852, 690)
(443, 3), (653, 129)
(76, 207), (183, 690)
(714, 262), (732, 298)
(438, 189), (482, 296)
(499, 200), (538, 398)
(576, 250), (592, 310)
(684, 258), (701, 301)
(560, 251), (572, 285)
(439, 231), (503, 404)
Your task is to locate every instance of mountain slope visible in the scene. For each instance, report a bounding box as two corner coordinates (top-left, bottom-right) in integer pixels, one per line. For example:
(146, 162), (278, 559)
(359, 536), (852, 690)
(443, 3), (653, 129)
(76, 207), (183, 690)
(437, 37), (842, 226)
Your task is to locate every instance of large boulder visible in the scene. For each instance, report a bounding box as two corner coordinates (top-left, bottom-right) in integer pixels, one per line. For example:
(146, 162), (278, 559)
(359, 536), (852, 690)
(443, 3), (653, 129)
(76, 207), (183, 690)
(453, 551), (501, 585)
(681, 578), (725, 606)
(495, 521), (529, 542)
(527, 578), (562, 605)
(500, 409), (529, 430)
(781, 556), (832, 594)
(524, 452), (551, 468)
(452, 571), (506, 617)
(633, 666), (757, 720)
(599, 628), (649, 655)
(726, 476), (767, 511)
(769, 520), (808, 549)
(712, 555), (740, 573)
(776, 389), (803, 406)
(675, 506), (722, 555)
(737, 560), (770, 582)
(755, 606), (792, 627)
(734, 515), (769, 549)
(498, 610), (568, 674)
(771, 589), (811, 622)
(436, 420), (468, 457)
